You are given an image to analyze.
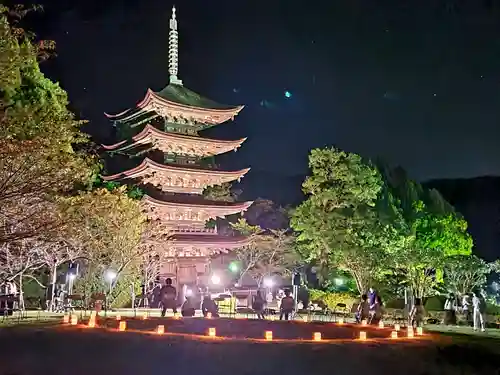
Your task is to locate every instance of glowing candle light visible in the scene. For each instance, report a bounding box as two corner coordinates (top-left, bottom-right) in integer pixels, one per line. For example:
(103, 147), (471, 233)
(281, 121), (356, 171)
(70, 315), (78, 326)
(407, 327), (414, 338)
(302, 316), (308, 323)
(313, 332), (322, 341)
(142, 312), (148, 320)
(391, 331), (398, 339)
(338, 317), (344, 325)
(416, 326), (423, 336)
(265, 331), (273, 341)
(361, 319), (367, 326)
(208, 327), (216, 337)
(174, 312), (181, 319)
(378, 321), (384, 329)
(63, 315), (69, 324)
(116, 315), (121, 321)
(206, 312), (212, 319)
(87, 316), (96, 328)
(119, 321), (127, 331)
(359, 331), (367, 341)
(157, 325), (165, 335)
(394, 323), (400, 331)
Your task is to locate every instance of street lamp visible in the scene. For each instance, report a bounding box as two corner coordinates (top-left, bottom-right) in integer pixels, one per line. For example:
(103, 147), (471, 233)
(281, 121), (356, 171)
(105, 269), (117, 294)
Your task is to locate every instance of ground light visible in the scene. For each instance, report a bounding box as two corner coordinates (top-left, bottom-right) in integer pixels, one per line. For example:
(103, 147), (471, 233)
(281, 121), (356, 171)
(313, 332), (322, 341)
(157, 325), (165, 335)
(391, 331), (398, 339)
(206, 312), (212, 319)
(228, 262), (239, 273)
(338, 317), (344, 325)
(394, 323), (400, 331)
(265, 331), (273, 341)
(359, 331), (367, 341)
(118, 321), (127, 331)
(88, 316), (96, 328)
(302, 316), (308, 322)
(142, 312), (148, 320)
(416, 327), (423, 335)
(63, 315), (69, 324)
(116, 315), (121, 321)
(70, 315), (78, 326)
(378, 321), (384, 329)
(407, 327), (414, 338)
(208, 327), (216, 337)
(361, 319), (367, 326)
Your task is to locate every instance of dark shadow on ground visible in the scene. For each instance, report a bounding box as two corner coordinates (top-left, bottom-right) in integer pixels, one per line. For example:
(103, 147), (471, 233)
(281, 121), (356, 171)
(0, 320), (499, 375)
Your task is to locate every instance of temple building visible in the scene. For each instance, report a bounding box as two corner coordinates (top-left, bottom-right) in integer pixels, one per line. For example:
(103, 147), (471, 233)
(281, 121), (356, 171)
(102, 6), (252, 293)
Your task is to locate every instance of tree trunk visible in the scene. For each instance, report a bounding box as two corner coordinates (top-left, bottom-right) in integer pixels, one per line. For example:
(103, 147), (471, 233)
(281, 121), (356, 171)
(18, 273), (25, 311)
(49, 262), (57, 312)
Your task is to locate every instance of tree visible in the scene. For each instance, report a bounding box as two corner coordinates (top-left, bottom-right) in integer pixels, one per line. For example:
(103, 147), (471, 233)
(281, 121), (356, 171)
(230, 219), (298, 286)
(244, 198), (289, 230)
(203, 183), (241, 202)
(291, 148), (394, 293)
(382, 167), (473, 298)
(444, 255), (495, 296)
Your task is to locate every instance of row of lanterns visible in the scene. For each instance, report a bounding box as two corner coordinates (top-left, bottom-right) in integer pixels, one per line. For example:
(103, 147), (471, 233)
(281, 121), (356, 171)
(63, 315), (424, 340)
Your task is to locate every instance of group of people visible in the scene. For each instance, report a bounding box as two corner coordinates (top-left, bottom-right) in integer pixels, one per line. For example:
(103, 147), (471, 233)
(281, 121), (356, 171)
(355, 288), (385, 325)
(157, 278), (219, 318)
(252, 289), (295, 320)
(444, 290), (487, 332)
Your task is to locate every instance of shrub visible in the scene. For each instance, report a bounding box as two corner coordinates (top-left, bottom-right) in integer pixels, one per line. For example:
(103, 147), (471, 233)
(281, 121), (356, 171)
(424, 296), (445, 311)
(309, 289), (358, 311)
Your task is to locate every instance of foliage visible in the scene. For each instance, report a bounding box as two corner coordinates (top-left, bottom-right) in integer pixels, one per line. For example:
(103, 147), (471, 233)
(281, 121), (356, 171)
(308, 289), (358, 311)
(443, 255), (495, 296)
(291, 148), (397, 293)
(244, 198), (289, 230)
(230, 218), (298, 285)
(203, 183), (241, 202)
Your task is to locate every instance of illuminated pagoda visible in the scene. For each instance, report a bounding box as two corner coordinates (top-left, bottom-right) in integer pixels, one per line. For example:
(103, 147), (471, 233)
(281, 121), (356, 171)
(102, 6), (252, 291)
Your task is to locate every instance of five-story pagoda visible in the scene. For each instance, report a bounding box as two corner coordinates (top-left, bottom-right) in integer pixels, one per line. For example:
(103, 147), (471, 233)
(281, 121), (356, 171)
(102, 6), (252, 292)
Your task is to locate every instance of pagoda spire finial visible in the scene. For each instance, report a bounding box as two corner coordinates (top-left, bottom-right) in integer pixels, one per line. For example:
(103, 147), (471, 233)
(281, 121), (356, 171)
(169, 5), (182, 85)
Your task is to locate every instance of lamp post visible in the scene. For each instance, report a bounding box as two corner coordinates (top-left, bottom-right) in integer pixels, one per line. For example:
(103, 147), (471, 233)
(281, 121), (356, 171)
(104, 270), (117, 314)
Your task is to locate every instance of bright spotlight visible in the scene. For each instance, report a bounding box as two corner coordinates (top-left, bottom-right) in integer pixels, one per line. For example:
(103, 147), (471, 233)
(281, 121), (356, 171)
(211, 274), (220, 285)
(185, 288), (193, 297)
(105, 269), (117, 282)
(263, 277), (274, 288)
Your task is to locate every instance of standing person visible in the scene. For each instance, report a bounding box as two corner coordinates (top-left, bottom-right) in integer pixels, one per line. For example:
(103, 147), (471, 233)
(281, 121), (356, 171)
(355, 294), (370, 323)
(252, 290), (266, 320)
(461, 294), (472, 326)
(444, 294), (457, 325)
(409, 298), (426, 328)
(368, 288), (377, 309)
(369, 295), (384, 324)
(472, 290), (486, 332)
(279, 289), (294, 321)
(159, 278), (177, 317)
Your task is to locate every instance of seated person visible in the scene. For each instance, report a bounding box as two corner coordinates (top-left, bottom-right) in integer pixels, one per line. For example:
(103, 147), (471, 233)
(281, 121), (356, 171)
(369, 295), (384, 324)
(181, 296), (196, 317)
(355, 294), (369, 323)
(201, 295), (219, 318)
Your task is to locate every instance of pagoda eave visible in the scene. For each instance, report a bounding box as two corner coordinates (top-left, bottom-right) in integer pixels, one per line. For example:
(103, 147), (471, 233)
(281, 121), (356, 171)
(101, 124), (247, 156)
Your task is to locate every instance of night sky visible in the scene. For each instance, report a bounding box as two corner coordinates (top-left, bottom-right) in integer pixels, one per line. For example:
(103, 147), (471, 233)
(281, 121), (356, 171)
(21, 0), (500, 258)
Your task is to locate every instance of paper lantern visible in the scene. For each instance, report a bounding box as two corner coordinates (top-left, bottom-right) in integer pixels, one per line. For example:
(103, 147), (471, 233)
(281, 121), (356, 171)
(359, 331), (367, 341)
(407, 327), (414, 338)
(142, 312), (148, 320)
(157, 325), (165, 335)
(391, 331), (398, 339)
(208, 327), (216, 337)
(70, 315), (78, 326)
(87, 316), (96, 328)
(265, 331), (273, 341)
(206, 312), (212, 319)
(361, 319), (367, 326)
(338, 317), (344, 325)
(378, 321), (384, 329)
(116, 315), (121, 321)
(119, 321), (127, 331)
(313, 332), (322, 341)
(394, 323), (401, 331)
(174, 312), (181, 319)
(63, 315), (69, 324)
(416, 326), (423, 336)
(302, 316), (308, 323)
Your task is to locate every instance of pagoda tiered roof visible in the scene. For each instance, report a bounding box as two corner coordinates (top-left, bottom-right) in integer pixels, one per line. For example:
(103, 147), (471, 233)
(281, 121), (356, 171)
(105, 86), (244, 130)
(102, 158), (250, 194)
(102, 124), (246, 157)
(143, 195), (253, 222)
(155, 233), (251, 258)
